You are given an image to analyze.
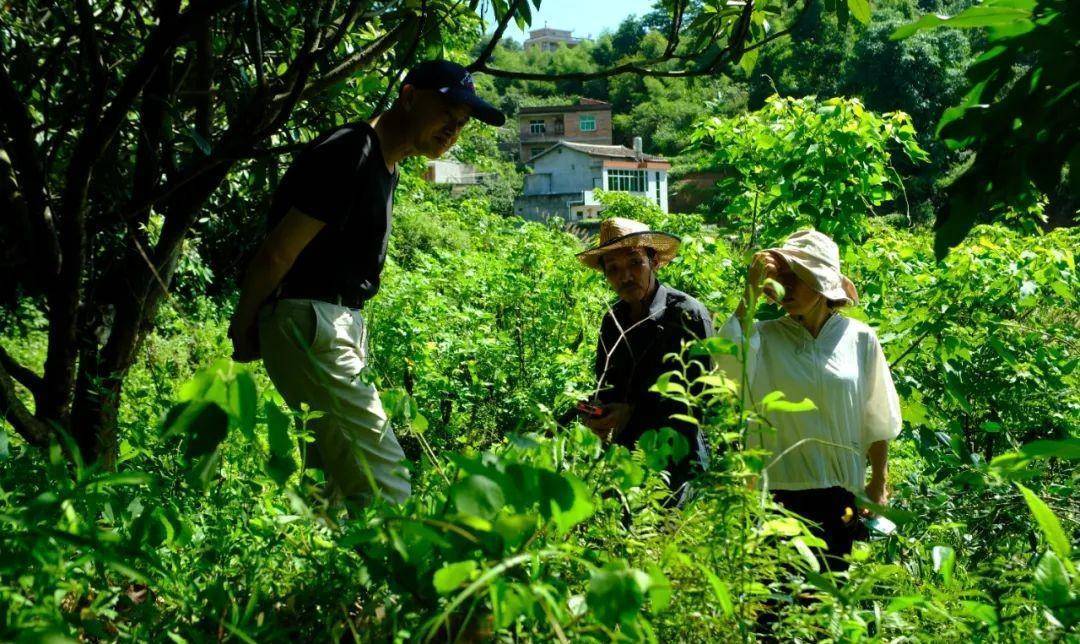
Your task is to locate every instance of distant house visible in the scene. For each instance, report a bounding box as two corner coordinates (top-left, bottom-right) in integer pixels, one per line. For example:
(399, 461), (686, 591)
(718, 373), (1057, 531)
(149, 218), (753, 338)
(518, 98), (612, 163)
(424, 160), (482, 185)
(423, 160), (487, 196)
(524, 27), (583, 52)
(513, 138), (671, 222)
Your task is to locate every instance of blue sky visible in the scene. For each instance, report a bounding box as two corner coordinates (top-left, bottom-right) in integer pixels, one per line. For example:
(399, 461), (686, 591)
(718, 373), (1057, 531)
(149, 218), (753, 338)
(485, 0), (659, 43)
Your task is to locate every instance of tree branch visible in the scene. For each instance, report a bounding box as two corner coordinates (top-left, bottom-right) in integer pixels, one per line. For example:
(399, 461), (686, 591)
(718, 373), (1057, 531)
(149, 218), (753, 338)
(71, 0), (243, 180)
(298, 18), (412, 100)
(741, 26), (793, 54)
(315, 0), (370, 66)
(0, 55), (60, 278)
(42, 0), (243, 423)
(193, 17), (214, 144)
(249, 0), (267, 91)
(662, 0), (687, 59)
(0, 345), (43, 396)
(372, 8), (428, 115)
(468, 0), (525, 72)
(257, 0), (329, 137)
(75, 0), (109, 115)
(472, 0), (763, 81)
(0, 354), (51, 448)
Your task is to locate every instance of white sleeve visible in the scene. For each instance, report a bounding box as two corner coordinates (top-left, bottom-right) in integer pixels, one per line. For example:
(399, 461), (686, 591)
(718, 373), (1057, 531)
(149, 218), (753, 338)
(717, 314), (760, 396)
(862, 331), (903, 445)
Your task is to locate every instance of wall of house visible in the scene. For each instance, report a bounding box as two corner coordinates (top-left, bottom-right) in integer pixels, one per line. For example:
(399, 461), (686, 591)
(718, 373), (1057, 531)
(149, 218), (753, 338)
(526, 148), (602, 195)
(562, 110), (612, 142)
(518, 109), (612, 162)
(513, 193), (582, 222)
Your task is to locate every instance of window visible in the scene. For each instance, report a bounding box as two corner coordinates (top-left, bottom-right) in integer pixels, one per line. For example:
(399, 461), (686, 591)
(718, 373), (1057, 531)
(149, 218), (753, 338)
(606, 169), (646, 192)
(655, 171), (661, 203)
(529, 119), (546, 134)
(579, 114), (596, 132)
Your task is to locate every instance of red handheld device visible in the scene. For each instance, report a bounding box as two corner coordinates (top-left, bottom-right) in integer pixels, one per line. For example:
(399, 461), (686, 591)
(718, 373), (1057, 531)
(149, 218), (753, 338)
(576, 402), (604, 418)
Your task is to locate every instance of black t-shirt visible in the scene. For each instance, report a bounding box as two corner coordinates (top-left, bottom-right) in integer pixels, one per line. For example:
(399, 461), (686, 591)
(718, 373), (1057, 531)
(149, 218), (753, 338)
(267, 121), (398, 307)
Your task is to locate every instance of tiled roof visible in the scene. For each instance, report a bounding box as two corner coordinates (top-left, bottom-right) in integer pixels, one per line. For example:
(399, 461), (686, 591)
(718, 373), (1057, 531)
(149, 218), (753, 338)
(520, 101), (611, 114)
(531, 141), (666, 163)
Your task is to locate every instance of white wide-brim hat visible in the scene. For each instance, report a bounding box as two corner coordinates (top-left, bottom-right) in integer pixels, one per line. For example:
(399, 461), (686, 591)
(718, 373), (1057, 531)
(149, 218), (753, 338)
(766, 229), (859, 305)
(576, 217), (680, 271)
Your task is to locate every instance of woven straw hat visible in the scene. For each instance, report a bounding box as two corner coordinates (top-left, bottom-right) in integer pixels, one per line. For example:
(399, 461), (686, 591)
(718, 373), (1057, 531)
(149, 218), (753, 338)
(767, 229), (859, 305)
(576, 217), (681, 271)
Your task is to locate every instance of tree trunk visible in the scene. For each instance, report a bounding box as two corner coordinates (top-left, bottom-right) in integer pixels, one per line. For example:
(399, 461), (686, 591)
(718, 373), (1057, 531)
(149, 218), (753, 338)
(71, 158), (235, 465)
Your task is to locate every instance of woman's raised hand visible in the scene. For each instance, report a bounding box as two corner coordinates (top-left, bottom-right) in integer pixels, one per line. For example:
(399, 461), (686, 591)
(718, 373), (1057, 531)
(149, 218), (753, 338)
(747, 251), (780, 299)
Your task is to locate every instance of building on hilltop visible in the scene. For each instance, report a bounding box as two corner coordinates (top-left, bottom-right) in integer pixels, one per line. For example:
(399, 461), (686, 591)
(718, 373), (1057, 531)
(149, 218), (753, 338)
(513, 137), (671, 222)
(518, 98), (612, 163)
(524, 27), (583, 52)
(423, 160), (489, 196)
(424, 159), (483, 185)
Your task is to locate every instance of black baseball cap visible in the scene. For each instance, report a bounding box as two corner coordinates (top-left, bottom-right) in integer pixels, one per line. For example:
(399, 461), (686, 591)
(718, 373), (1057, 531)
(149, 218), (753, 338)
(401, 60), (506, 127)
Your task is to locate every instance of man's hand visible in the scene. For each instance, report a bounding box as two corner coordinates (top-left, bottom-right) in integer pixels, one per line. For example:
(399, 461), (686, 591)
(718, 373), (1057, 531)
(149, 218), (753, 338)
(228, 315), (260, 363)
(583, 403), (632, 442)
(229, 208), (325, 364)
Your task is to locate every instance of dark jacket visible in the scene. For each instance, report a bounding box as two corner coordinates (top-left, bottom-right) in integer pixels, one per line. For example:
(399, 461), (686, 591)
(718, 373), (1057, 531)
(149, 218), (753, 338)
(593, 283), (713, 500)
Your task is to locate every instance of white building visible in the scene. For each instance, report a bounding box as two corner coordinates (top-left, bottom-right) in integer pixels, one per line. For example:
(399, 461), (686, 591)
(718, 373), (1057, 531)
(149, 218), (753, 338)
(424, 159), (483, 185)
(524, 27), (583, 52)
(514, 139), (671, 222)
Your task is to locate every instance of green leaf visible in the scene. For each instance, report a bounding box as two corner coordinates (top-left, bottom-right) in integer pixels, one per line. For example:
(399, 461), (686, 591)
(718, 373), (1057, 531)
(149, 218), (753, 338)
(187, 128), (211, 156)
(1020, 438), (1080, 460)
(847, 0), (871, 25)
(792, 537), (820, 572)
(186, 448), (223, 490)
(264, 401), (293, 457)
(163, 401), (229, 460)
(1032, 551), (1071, 610)
(761, 391), (817, 413)
(697, 564), (734, 616)
(1017, 483), (1074, 572)
(540, 471), (595, 534)
(688, 337), (738, 357)
(891, 5), (1033, 40)
(637, 428), (689, 471)
(451, 475), (505, 520)
(84, 471), (153, 489)
(230, 371), (258, 440)
(267, 453), (297, 486)
(650, 371), (686, 396)
(587, 564), (650, 628)
(932, 545), (955, 585)
(739, 48), (759, 76)
(433, 560), (478, 595)
(761, 517), (803, 537)
(887, 595), (927, 612)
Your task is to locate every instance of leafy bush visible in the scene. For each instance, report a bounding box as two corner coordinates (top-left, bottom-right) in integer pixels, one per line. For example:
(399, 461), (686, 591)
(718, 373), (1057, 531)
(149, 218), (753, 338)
(2, 162), (1076, 642)
(691, 95), (929, 247)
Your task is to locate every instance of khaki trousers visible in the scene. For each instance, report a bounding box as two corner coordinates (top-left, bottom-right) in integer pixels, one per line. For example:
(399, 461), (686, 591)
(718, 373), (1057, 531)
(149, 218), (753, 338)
(258, 298), (411, 504)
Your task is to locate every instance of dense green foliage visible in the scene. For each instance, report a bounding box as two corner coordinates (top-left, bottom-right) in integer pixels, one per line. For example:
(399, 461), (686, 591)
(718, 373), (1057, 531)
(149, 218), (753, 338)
(1, 0), (1077, 641)
(892, 0), (1079, 255)
(690, 95), (927, 246)
(3, 171), (1077, 641)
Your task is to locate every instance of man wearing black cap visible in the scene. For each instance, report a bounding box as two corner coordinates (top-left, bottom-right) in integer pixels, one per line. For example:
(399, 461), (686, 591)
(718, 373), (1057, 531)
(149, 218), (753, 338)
(228, 61), (504, 507)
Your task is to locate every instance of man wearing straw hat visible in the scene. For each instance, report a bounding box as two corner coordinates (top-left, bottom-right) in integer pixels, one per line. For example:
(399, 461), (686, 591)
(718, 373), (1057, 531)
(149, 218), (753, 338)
(576, 217), (713, 507)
